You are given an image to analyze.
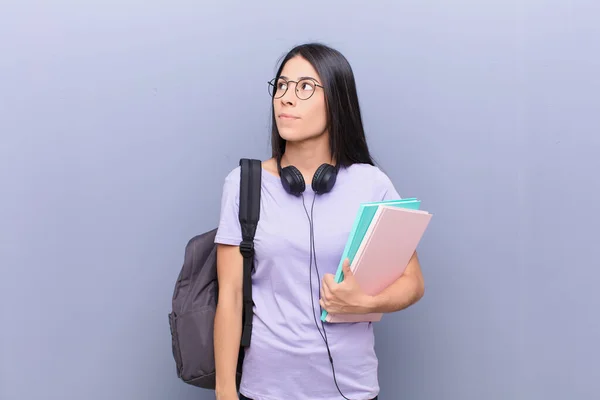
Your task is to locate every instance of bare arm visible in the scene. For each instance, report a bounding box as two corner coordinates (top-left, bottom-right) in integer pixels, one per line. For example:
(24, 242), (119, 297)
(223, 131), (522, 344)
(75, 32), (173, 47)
(367, 251), (425, 313)
(214, 244), (243, 398)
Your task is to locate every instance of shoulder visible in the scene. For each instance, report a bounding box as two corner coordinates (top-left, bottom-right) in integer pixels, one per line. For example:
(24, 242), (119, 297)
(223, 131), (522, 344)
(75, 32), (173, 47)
(220, 157), (275, 195)
(342, 163), (400, 200)
(223, 165), (242, 185)
(343, 163), (395, 188)
(219, 165), (242, 196)
(221, 157), (274, 185)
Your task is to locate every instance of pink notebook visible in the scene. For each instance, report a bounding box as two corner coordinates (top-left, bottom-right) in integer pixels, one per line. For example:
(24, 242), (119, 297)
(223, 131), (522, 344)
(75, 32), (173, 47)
(325, 206), (432, 323)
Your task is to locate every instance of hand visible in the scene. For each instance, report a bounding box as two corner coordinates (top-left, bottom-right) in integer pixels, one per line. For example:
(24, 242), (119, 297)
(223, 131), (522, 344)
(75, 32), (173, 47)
(320, 258), (373, 315)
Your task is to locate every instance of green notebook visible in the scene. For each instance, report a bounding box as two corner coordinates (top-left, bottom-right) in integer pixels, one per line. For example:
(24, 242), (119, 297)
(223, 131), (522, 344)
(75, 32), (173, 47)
(320, 198), (421, 322)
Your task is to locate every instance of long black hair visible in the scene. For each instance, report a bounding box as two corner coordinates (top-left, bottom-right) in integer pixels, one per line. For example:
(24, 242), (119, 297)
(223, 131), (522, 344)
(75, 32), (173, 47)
(270, 43), (374, 168)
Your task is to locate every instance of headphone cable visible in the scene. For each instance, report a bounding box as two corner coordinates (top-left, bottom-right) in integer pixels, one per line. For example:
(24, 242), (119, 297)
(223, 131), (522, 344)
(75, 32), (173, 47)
(302, 194), (354, 400)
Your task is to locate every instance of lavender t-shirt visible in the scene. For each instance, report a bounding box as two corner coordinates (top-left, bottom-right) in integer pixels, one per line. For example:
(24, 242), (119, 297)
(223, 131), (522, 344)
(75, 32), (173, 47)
(214, 162), (401, 400)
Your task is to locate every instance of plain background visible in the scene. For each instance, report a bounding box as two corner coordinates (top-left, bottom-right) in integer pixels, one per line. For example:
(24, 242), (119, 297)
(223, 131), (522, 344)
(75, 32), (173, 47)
(1, 0), (599, 399)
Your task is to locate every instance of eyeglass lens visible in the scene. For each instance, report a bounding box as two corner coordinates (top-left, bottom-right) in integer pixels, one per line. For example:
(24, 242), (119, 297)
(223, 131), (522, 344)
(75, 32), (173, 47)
(268, 78), (319, 100)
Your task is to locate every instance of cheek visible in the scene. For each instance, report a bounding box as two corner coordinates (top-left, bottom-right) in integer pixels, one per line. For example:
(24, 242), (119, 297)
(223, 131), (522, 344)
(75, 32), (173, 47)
(307, 101), (327, 129)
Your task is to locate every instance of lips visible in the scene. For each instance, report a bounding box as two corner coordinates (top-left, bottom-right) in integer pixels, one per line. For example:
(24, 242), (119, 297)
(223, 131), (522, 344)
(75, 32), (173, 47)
(279, 113), (299, 119)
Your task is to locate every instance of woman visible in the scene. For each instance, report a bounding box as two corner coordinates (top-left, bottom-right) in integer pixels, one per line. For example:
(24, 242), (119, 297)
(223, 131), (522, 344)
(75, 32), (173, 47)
(213, 43), (425, 400)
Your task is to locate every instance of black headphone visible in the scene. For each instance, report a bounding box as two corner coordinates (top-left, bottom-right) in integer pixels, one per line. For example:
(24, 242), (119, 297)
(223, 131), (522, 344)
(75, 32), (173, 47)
(277, 156), (338, 196)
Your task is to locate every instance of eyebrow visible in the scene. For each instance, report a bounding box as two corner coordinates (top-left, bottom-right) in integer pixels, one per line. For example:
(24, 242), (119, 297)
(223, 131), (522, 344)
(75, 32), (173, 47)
(279, 75), (321, 84)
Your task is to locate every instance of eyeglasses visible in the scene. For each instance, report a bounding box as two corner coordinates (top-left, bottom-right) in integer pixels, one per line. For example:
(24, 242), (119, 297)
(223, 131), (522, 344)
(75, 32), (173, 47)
(268, 77), (324, 100)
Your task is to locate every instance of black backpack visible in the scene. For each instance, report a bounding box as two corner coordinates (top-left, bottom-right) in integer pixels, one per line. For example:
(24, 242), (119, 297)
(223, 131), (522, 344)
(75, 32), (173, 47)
(168, 158), (261, 390)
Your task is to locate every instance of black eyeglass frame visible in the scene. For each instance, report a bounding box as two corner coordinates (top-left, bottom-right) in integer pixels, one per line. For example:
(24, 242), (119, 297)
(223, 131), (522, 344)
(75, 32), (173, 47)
(267, 77), (324, 100)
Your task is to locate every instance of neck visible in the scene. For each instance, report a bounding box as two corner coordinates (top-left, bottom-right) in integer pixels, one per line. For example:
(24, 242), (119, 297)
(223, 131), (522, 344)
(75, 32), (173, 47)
(280, 134), (333, 180)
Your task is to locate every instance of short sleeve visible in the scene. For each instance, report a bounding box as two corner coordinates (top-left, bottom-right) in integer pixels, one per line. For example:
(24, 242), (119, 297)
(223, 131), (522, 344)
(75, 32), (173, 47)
(377, 168), (402, 201)
(214, 167), (243, 245)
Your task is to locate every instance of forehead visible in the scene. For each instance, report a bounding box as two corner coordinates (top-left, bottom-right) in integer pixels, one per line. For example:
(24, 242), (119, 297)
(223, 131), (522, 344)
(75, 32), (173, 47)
(279, 56), (321, 82)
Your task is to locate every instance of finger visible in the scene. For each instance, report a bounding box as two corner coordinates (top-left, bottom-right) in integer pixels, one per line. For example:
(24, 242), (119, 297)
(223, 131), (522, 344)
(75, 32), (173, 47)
(322, 273), (335, 290)
(342, 258), (353, 277)
(319, 298), (327, 311)
(322, 280), (333, 301)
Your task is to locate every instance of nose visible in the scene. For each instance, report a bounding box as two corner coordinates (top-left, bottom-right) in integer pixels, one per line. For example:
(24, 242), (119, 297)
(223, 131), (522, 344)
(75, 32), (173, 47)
(279, 84), (296, 106)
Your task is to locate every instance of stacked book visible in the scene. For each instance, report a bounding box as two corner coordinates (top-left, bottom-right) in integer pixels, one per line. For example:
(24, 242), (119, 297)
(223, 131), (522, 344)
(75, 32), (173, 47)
(321, 198), (433, 323)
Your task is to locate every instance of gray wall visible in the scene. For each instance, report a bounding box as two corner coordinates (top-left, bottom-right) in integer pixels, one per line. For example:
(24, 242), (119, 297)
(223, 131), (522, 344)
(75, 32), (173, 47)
(1, 1), (598, 399)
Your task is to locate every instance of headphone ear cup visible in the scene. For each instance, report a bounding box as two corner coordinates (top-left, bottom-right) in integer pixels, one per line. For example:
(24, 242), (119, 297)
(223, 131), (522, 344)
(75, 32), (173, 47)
(312, 164), (337, 194)
(280, 165), (306, 196)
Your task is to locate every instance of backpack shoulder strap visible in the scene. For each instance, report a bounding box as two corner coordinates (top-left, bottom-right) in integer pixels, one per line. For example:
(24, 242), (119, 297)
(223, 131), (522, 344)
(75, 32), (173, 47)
(238, 158), (261, 347)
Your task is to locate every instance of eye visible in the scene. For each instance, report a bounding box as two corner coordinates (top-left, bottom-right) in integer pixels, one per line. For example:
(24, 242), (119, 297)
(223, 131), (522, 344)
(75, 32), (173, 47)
(300, 81), (315, 91)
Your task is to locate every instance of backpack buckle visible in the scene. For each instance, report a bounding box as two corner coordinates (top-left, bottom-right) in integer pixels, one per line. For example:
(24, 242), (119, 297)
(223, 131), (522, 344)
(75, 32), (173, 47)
(239, 240), (254, 258)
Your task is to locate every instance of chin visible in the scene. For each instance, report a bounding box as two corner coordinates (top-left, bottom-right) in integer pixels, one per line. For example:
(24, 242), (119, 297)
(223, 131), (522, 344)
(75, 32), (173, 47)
(278, 128), (309, 142)
(278, 127), (325, 143)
